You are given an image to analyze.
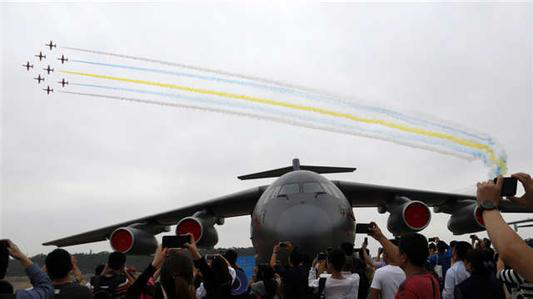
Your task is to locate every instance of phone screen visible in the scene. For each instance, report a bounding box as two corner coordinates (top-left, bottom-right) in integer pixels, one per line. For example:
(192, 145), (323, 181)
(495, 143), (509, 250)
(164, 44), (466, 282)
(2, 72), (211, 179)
(355, 223), (371, 234)
(162, 235), (191, 248)
(499, 177), (518, 197)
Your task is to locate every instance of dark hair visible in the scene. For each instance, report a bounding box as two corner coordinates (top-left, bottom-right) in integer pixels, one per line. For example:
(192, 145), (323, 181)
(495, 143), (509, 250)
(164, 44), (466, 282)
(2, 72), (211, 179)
(454, 242), (472, 261)
(256, 264), (278, 299)
(0, 242), (9, 279)
(45, 249), (72, 280)
(340, 242), (354, 256)
(160, 251), (194, 299)
(436, 241), (448, 253)
(399, 233), (429, 267)
(465, 249), (490, 276)
(95, 264), (105, 276)
(289, 250), (303, 267)
(428, 243), (436, 251)
(108, 252), (126, 271)
(483, 238), (492, 248)
(0, 280), (13, 295)
(211, 255), (232, 286)
(328, 249), (346, 272)
(223, 249), (238, 266)
(450, 241), (457, 248)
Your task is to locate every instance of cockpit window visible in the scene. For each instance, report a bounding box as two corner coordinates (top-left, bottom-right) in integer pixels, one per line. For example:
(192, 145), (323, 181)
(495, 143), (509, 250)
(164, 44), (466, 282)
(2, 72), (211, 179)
(302, 182), (324, 193)
(279, 183), (300, 195)
(321, 183), (342, 197)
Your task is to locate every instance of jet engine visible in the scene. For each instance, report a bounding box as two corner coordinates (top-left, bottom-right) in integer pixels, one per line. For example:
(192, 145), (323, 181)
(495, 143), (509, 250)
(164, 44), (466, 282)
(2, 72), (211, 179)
(447, 202), (485, 235)
(381, 197), (431, 236)
(109, 227), (158, 255)
(176, 211), (222, 248)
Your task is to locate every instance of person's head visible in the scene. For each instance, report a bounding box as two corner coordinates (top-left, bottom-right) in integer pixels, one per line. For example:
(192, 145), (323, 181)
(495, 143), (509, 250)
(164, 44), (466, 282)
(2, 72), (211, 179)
(0, 241), (9, 279)
(223, 249), (238, 267)
(384, 239), (399, 264)
(452, 241), (472, 262)
(464, 249), (489, 276)
(436, 241), (448, 254)
(211, 255), (231, 284)
(108, 251), (126, 271)
(482, 238), (491, 249)
(45, 248), (72, 280)
(450, 240), (457, 249)
(160, 250), (195, 299)
(94, 264), (105, 276)
(289, 250), (303, 267)
(428, 242), (436, 254)
(398, 233), (429, 269)
(256, 264), (277, 298)
(340, 242), (354, 256)
(327, 249), (346, 273)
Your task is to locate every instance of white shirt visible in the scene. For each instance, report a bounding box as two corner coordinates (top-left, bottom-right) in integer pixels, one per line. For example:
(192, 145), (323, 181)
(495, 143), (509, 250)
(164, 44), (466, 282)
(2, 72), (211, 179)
(309, 269), (359, 299)
(442, 261), (470, 299)
(370, 265), (406, 299)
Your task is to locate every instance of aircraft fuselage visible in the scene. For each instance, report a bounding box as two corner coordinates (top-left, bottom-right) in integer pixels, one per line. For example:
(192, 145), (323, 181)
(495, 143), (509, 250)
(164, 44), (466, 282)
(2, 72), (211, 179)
(250, 170), (355, 262)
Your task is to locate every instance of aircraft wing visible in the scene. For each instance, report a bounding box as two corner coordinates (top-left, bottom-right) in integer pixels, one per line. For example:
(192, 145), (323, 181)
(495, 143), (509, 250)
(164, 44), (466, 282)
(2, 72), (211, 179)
(43, 185), (268, 247)
(333, 180), (533, 213)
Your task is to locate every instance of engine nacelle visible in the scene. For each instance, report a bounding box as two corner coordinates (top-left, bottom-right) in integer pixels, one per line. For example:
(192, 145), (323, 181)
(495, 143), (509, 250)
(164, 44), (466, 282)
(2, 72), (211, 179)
(385, 197), (431, 236)
(109, 227), (158, 255)
(447, 202), (485, 235)
(176, 211), (220, 248)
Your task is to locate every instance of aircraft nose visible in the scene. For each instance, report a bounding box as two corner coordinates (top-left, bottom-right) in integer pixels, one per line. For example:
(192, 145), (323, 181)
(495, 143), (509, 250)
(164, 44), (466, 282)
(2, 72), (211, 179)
(276, 204), (332, 253)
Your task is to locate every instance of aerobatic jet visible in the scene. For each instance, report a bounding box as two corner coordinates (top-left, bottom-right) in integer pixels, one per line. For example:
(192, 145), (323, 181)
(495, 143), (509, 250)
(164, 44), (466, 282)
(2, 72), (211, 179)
(34, 75), (45, 84)
(43, 86), (53, 94)
(58, 79), (69, 87)
(57, 55), (68, 64)
(46, 40), (56, 50)
(44, 159), (532, 260)
(35, 52), (46, 61)
(43, 65), (54, 75)
(22, 62), (33, 71)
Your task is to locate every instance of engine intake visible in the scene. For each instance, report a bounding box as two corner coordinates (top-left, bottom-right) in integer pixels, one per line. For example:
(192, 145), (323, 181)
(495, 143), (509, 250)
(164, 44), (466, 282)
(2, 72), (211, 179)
(176, 211), (220, 248)
(109, 227), (158, 255)
(447, 202), (485, 235)
(385, 197), (431, 236)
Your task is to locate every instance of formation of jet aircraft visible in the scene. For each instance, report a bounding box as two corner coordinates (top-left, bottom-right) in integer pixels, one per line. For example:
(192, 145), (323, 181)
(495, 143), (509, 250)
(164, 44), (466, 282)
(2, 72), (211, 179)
(44, 159), (533, 260)
(24, 41), (73, 94)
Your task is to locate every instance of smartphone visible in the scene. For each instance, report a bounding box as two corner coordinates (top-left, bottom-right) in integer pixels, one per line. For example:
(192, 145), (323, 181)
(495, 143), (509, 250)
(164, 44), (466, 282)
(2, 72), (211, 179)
(162, 235), (191, 248)
(355, 223), (371, 234)
(363, 237), (368, 245)
(493, 177), (518, 197)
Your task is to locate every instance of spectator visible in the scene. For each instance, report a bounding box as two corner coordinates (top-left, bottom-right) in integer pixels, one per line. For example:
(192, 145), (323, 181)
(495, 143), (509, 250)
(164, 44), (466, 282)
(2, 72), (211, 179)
(496, 239), (533, 299)
(428, 238), (452, 286)
(159, 248), (195, 299)
(92, 252), (132, 298)
(89, 264), (105, 291)
(270, 242), (308, 299)
(223, 249), (249, 298)
(0, 239), (54, 298)
(368, 223), (441, 299)
(368, 239), (406, 299)
(428, 243), (437, 257)
(249, 264), (280, 299)
(442, 241), (471, 299)
(308, 248), (359, 299)
(45, 248), (93, 298)
(475, 173), (533, 281)
(184, 234), (233, 299)
(454, 250), (505, 299)
(124, 245), (169, 299)
(341, 242), (370, 299)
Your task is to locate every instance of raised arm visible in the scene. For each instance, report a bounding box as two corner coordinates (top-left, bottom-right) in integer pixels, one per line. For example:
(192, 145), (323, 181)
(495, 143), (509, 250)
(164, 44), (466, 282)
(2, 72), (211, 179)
(368, 223), (400, 265)
(476, 174), (533, 281)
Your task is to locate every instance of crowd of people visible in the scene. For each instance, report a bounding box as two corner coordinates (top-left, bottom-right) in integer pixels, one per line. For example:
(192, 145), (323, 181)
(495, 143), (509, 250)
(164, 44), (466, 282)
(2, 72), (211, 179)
(0, 173), (531, 299)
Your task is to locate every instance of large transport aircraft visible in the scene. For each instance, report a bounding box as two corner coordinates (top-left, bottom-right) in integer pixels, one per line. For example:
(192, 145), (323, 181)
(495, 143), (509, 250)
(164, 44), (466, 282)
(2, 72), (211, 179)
(44, 159), (532, 260)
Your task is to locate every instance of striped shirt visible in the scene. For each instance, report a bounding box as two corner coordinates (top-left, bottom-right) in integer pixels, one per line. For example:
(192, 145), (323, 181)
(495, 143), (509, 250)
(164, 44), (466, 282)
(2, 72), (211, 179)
(497, 269), (533, 298)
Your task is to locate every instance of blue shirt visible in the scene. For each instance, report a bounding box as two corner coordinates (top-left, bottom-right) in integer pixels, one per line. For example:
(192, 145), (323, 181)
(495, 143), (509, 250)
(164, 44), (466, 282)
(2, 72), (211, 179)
(429, 250), (452, 281)
(15, 263), (54, 299)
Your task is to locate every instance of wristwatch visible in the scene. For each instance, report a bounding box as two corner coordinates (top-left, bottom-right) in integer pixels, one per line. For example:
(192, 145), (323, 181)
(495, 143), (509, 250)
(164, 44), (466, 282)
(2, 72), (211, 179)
(479, 200), (499, 211)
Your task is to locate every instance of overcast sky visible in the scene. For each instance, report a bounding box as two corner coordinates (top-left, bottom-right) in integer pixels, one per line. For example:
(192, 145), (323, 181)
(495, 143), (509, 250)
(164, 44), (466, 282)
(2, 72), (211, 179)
(1, 3), (532, 256)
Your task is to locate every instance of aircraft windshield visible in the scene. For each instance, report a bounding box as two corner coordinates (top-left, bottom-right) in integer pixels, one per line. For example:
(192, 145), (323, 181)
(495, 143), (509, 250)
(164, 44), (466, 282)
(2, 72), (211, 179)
(302, 182), (324, 193)
(279, 183), (300, 195)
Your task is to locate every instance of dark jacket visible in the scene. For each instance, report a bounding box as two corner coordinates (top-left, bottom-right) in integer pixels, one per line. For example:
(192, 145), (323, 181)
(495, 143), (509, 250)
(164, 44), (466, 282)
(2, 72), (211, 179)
(455, 272), (505, 299)
(194, 258), (232, 299)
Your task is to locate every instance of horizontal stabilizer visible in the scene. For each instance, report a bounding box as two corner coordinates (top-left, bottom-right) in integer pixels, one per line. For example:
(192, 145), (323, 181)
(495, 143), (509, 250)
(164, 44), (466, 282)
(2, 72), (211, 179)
(238, 159), (356, 180)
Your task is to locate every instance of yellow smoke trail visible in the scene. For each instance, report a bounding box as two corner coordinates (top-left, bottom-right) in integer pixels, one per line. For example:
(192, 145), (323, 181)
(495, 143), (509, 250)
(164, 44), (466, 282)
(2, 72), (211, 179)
(61, 70), (507, 174)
